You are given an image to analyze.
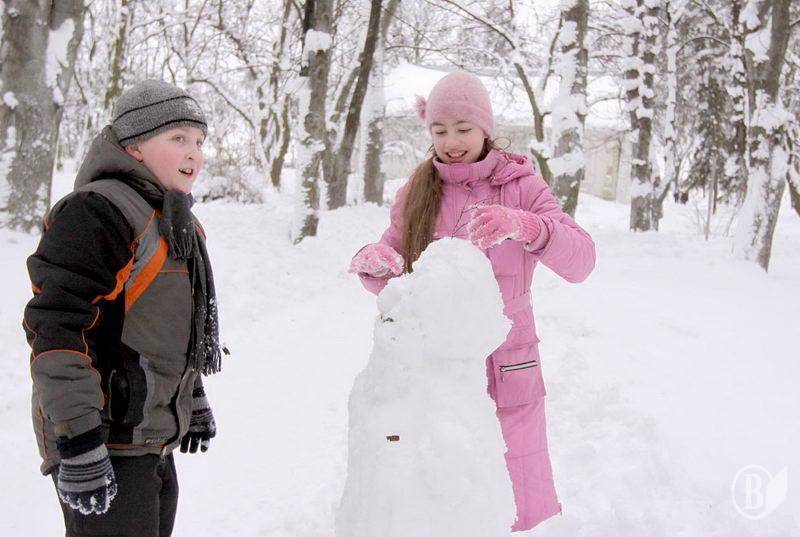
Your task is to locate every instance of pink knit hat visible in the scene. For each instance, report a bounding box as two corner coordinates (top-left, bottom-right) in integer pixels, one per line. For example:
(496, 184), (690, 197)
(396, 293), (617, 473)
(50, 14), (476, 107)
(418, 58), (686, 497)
(416, 71), (494, 137)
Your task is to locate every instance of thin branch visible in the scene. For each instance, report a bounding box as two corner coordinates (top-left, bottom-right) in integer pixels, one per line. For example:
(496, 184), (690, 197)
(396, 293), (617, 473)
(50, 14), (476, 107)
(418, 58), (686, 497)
(537, 12), (562, 95)
(587, 94), (623, 107)
(690, 0), (721, 26)
(677, 34), (729, 55)
(189, 77), (255, 130)
(435, 0), (518, 49)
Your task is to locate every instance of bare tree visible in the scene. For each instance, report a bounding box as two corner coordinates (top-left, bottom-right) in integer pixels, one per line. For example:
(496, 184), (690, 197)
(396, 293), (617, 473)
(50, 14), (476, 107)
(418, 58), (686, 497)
(103, 0), (133, 111)
(0, 0), (85, 231)
(623, 0), (661, 231)
(734, 0), (793, 270)
(724, 0), (749, 204)
(362, 0), (400, 205)
(786, 39), (800, 218)
(788, 122), (800, 216)
(660, 0), (682, 209)
(326, 0), (384, 209)
(268, 0), (297, 189)
(549, 0), (589, 217)
(292, 0), (333, 243)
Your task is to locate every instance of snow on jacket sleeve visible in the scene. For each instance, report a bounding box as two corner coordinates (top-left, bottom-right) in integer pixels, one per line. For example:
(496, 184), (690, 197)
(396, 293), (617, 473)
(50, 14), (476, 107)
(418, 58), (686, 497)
(521, 173), (596, 283)
(357, 184), (409, 295)
(24, 191), (134, 440)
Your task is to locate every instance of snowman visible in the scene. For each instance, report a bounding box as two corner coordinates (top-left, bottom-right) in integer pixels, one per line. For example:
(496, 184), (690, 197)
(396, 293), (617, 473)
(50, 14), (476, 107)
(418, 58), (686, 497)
(336, 238), (515, 537)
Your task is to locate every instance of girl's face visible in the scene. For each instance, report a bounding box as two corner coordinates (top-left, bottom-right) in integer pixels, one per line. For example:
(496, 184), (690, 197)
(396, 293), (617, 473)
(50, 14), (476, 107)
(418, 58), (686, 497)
(431, 120), (486, 164)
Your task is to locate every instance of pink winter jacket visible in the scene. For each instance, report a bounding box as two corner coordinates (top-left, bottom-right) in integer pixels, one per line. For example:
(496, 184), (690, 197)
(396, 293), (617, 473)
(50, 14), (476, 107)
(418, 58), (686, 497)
(356, 149), (595, 530)
(358, 149), (595, 395)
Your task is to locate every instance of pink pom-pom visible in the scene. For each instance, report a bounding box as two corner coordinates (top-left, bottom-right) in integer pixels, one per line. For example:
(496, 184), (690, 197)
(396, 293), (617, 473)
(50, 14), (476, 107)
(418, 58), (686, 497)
(415, 95), (427, 122)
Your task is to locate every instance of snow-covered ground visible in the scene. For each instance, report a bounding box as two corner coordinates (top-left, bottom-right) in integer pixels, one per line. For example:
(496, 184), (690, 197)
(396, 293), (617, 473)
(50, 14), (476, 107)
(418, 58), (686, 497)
(2, 168), (799, 536)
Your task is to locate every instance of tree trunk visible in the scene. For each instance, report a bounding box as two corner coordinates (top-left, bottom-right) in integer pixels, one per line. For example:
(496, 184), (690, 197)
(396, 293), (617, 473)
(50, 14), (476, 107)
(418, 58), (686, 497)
(789, 172), (800, 218)
(103, 0), (131, 111)
(267, 0), (295, 188)
(725, 0), (749, 205)
(788, 123), (800, 218)
(661, 1), (679, 212)
(362, 0), (399, 205)
(326, 0), (383, 209)
(514, 62), (552, 184)
(625, 0), (660, 232)
(549, 0), (588, 217)
(734, 0), (792, 271)
(270, 95), (292, 189)
(0, 0), (85, 231)
(292, 0), (333, 243)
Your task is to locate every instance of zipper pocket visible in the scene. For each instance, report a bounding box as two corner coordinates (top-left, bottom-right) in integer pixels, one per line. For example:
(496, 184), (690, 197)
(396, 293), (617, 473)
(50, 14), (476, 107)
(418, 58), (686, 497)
(499, 360), (538, 381)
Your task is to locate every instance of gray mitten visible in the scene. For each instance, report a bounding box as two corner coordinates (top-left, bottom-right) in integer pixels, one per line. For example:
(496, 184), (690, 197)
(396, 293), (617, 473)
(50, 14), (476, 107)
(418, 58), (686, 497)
(56, 427), (117, 515)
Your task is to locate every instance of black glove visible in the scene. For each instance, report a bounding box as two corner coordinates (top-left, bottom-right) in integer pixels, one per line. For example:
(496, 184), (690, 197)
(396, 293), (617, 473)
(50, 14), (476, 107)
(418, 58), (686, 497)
(56, 427), (117, 515)
(180, 385), (216, 454)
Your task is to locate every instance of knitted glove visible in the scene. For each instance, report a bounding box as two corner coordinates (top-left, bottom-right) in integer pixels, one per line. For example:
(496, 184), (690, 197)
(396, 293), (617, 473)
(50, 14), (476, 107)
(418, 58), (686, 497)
(180, 385), (216, 454)
(348, 243), (404, 278)
(56, 427), (117, 515)
(466, 204), (541, 250)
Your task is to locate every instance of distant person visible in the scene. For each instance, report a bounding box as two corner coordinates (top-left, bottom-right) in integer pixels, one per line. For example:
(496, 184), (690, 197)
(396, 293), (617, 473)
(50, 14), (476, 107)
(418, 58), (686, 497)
(673, 188), (689, 204)
(23, 80), (224, 537)
(348, 71), (596, 532)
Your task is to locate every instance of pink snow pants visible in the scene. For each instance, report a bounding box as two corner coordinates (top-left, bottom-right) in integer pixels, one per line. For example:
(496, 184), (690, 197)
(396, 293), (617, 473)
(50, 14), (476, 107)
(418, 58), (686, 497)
(487, 352), (562, 531)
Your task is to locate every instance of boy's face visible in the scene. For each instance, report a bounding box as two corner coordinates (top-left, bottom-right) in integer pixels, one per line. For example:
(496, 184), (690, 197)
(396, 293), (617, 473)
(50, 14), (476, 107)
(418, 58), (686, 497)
(430, 119), (486, 164)
(124, 127), (205, 193)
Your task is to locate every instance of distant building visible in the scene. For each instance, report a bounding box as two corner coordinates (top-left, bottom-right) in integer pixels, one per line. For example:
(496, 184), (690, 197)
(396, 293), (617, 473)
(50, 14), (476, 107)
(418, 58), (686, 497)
(369, 115), (634, 204)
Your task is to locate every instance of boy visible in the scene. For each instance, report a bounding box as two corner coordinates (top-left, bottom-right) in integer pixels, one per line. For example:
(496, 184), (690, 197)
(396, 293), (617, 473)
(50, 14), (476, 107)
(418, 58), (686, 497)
(23, 80), (223, 536)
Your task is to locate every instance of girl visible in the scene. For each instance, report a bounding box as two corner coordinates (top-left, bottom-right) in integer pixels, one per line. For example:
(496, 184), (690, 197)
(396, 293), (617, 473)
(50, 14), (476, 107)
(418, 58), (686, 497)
(349, 71), (595, 532)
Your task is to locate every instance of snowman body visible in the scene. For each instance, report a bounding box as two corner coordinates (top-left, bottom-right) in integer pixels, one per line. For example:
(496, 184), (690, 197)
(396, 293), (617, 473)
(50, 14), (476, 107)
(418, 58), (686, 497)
(336, 239), (515, 537)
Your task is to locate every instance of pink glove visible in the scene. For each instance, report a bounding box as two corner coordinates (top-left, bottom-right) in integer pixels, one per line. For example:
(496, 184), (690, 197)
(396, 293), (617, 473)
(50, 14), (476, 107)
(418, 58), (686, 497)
(349, 243), (404, 278)
(467, 204), (541, 250)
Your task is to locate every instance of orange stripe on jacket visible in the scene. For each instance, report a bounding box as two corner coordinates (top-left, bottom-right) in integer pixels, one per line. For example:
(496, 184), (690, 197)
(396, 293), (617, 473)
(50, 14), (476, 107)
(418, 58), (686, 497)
(125, 237), (169, 312)
(81, 309), (101, 355)
(92, 256), (135, 304)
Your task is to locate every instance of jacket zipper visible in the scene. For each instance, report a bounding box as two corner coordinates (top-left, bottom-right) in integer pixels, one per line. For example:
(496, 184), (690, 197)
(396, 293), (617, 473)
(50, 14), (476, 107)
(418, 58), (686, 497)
(162, 260), (195, 455)
(499, 360), (538, 381)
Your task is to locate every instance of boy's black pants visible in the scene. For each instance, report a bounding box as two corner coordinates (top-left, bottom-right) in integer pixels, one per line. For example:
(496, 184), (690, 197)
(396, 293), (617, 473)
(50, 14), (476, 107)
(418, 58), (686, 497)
(51, 453), (178, 537)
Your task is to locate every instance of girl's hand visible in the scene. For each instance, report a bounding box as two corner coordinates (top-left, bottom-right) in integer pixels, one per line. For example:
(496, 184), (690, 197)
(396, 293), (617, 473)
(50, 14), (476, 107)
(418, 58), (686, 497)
(349, 243), (404, 278)
(467, 204), (541, 250)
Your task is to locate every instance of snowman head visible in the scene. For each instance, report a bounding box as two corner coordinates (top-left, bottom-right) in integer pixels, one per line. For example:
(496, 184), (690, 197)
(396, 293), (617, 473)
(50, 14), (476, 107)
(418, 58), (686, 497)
(377, 239), (509, 363)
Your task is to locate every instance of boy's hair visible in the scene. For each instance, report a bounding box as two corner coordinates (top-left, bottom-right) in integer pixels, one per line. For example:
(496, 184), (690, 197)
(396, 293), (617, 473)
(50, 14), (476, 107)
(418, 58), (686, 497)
(402, 138), (500, 272)
(111, 80), (207, 147)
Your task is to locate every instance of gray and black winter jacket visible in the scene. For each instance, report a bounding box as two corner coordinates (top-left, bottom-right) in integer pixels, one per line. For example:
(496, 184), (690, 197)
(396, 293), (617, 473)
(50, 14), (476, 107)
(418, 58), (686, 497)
(24, 127), (204, 475)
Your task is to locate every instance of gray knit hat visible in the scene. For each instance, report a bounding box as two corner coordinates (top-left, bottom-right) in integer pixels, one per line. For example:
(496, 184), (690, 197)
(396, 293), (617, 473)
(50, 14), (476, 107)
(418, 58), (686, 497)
(111, 80), (207, 147)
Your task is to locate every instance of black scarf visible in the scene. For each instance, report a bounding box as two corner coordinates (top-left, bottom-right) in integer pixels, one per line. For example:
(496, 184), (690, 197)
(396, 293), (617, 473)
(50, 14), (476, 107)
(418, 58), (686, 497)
(124, 177), (225, 375)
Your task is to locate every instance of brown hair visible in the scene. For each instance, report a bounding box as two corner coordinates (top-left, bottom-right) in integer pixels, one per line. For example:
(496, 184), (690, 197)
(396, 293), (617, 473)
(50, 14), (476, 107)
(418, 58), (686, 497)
(401, 138), (500, 272)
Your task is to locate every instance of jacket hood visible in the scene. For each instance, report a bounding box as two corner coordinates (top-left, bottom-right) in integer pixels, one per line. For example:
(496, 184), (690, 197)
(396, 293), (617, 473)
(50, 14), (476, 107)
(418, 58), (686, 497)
(74, 125), (166, 195)
(488, 151), (537, 186)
